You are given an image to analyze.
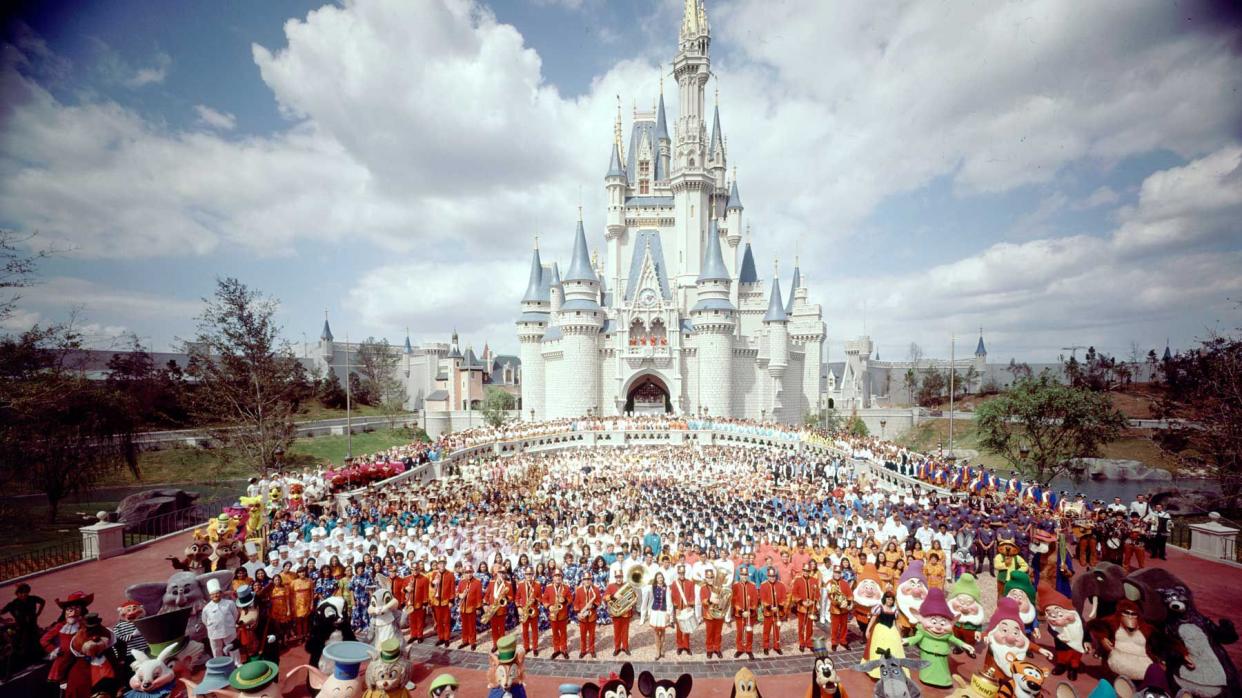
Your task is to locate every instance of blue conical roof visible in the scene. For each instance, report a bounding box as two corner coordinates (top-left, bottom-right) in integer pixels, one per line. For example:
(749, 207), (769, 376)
(698, 220), (730, 282)
(709, 104), (722, 155)
(738, 243), (758, 284)
(655, 92), (669, 141)
(726, 179), (743, 210)
(606, 142), (624, 178)
(785, 264), (800, 314)
(563, 219), (597, 283)
(320, 317), (334, 342)
(763, 276), (787, 322)
(404, 333), (413, 354)
(975, 334), (987, 356)
(521, 245), (544, 303)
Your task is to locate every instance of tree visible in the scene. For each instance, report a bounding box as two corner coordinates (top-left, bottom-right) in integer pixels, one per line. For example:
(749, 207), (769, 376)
(904, 343), (924, 404)
(1006, 358), (1033, 383)
(481, 387), (516, 427)
(805, 407), (842, 432)
(903, 368), (919, 405)
(107, 334), (190, 428)
(1155, 331), (1242, 501)
(917, 369), (946, 406)
(355, 337), (405, 424)
(0, 323), (138, 521)
(186, 278), (303, 476)
(974, 374), (1128, 485)
(847, 414), (869, 437)
(1, 230), (54, 323)
(318, 366), (346, 409)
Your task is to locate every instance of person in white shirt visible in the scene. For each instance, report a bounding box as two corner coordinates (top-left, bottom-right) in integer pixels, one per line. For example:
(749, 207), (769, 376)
(201, 579), (239, 663)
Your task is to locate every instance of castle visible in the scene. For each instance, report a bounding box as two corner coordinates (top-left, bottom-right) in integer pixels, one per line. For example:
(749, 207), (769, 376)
(517, 0), (826, 422)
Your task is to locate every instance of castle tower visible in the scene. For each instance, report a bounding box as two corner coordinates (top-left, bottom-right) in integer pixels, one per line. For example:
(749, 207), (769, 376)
(671, 0), (714, 285)
(517, 242), (549, 419)
(974, 329), (988, 392)
(552, 215), (603, 418)
(691, 220), (736, 417)
(606, 101), (627, 305)
(764, 268), (788, 420)
(656, 80), (671, 181)
(724, 171), (743, 274)
(319, 311), (334, 366)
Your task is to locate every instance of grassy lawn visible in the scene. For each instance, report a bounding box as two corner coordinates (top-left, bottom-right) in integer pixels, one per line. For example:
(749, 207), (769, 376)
(293, 403), (394, 421)
(895, 418), (1182, 474)
(286, 427), (421, 466)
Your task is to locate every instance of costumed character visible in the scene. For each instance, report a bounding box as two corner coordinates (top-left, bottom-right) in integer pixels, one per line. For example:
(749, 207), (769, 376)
(165, 531), (212, 574)
(363, 638), (413, 698)
(904, 588), (975, 688)
(71, 613), (122, 697)
(1029, 529), (1057, 588)
(426, 674), (459, 697)
(732, 667), (762, 698)
(581, 662), (634, 698)
(1003, 571), (1039, 638)
(1123, 568), (1239, 698)
(369, 574), (401, 653)
(808, 639), (847, 698)
(232, 585), (264, 663)
(637, 670), (693, 698)
(1072, 561), (1127, 649)
(209, 534), (247, 573)
(126, 645), (195, 698)
(237, 495), (265, 539)
(1038, 584), (1090, 680)
(307, 596), (357, 673)
(178, 656), (234, 697)
(487, 635), (526, 698)
(995, 655), (1048, 698)
(42, 591), (94, 698)
(948, 574), (985, 648)
(854, 653), (927, 698)
(994, 539), (1029, 598)
(981, 597), (1053, 679)
(285, 640), (375, 697)
(180, 659), (282, 698)
(1097, 600), (1159, 683)
(125, 569), (235, 648)
(1047, 530), (1075, 598)
(130, 608), (206, 693)
(852, 566), (885, 634)
(113, 600), (148, 665)
(895, 561), (928, 635)
(865, 591), (908, 679)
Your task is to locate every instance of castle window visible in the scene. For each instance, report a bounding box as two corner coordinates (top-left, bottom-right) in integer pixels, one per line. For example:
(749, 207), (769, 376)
(639, 161), (650, 194)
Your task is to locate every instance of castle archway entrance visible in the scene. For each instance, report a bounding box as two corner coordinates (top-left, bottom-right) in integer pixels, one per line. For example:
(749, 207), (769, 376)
(624, 373), (671, 415)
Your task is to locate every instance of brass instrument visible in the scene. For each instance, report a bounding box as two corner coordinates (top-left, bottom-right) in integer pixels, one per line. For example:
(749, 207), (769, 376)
(517, 582), (537, 623)
(481, 594), (506, 624)
(607, 565), (644, 618)
(708, 564), (733, 621)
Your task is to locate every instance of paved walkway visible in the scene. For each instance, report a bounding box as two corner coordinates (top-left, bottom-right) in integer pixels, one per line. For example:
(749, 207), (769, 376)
(3, 535), (1239, 697)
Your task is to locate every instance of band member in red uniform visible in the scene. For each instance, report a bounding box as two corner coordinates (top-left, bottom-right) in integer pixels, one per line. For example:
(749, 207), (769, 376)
(701, 567), (726, 658)
(542, 570), (572, 659)
(671, 564), (698, 656)
(485, 567), (512, 650)
(826, 565), (853, 651)
(791, 561), (820, 652)
(732, 566), (759, 659)
(573, 575), (601, 658)
(430, 559), (456, 647)
(455, 567), (483, 650)
(515, 567), (543, 656)
(603, 569), (634, 657)
(404, 562), (431, 643)
(759, 566), (787, 655)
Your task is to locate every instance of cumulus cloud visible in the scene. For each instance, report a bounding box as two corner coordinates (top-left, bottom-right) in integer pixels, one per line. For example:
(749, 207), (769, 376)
(194, 104), (236, 130)
(123, 51), (171, 88)
(18, 276), (200, 321)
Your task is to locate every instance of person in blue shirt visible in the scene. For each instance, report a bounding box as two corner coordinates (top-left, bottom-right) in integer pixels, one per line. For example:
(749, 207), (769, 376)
(642, 529), (661, 559)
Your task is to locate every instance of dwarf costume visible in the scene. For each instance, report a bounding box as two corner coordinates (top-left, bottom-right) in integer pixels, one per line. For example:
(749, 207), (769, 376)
(904, 589), (973, 688)
(948, 573), (984, 646)
(1037, 584), (1088, 678)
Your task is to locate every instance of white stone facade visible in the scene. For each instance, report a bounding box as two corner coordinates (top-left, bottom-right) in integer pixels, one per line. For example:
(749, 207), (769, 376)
(516, 0), (826, 424)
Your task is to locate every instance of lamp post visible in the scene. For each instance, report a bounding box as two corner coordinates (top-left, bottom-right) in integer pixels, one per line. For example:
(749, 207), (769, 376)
(880, 419), (887, 440)
(529, 408), (535, 422)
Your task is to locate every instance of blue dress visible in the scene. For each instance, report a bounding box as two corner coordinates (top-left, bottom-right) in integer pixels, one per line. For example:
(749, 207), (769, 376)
(536, 574), (551, 631)
(349, 573), (373, 631)
(592, 569), (612, 625)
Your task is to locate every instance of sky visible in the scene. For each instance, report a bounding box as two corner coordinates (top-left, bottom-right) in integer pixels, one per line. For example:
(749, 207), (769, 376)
(1, 0), (1240, 364)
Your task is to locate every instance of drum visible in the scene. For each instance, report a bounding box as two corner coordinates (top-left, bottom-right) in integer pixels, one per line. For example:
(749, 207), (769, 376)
(676, 608), (698, 634)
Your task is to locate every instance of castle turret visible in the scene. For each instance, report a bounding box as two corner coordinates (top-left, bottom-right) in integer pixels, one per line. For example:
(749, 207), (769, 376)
(691, 220), (736, 417)
(763, 267), (788, 420)
(319, 311), (335, 364)
(671, 0), (714, 285)
(550, 215), (603, 418)
(707, 100), (727, 205)
(655, 82), (671, 179)
(517, 242), (550, 419)
(724, 170), (743, 273)
(606, 101), (628, 304)
(785, 261), (801, 315)
(974, 328), (988, 392)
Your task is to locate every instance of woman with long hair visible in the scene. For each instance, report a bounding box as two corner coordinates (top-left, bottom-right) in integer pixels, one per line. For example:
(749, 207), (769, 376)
(591, 556), (612, 626)
(646, 571), (671, 661)
(864, 589), (907, 678)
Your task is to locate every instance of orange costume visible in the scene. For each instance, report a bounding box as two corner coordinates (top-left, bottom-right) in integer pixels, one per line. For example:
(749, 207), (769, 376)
(759, 578), (788, 653)
(270, 583), (291, 624)
(826, 578), (853, 648)
(732, 579), (760, 655)
(542, 581), (572, 657)
(430, 570), (456, 644)
(485, 578), (512, 648)
(515, 578), (543, 654)
(604, 580), (634, 655)
(456, 576), (483, 647)
(404, 572), (431, 642)
(791, 571), (820, 651)
(573, 582), (601, 657)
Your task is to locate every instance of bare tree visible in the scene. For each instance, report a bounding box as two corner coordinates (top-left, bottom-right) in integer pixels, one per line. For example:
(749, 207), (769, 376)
(356, 337), (405, 426)
(1, 230), (54, 324)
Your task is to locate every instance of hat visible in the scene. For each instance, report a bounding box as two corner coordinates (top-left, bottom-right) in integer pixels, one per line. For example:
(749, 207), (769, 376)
(1036, 583), (1072, 612)
(495, 634), (518, 664)
(56, 591), (94, 609)
(231, 582), (256, 608)
(229, 660), (279, 691)
(380, 637), (401, 662)
(918, 588), (953, 619)
(428, 673), (461, 695)
(206, 579), (222, 595)
(985, 596), (1023, 635)
(1004, 570), (1036, 603)
(195, 656), (237, 695)
(324, 640), (374, 680)
(898, 560), (925, 586)
(948, 573), (981, 603)
(559, 684), (581, 696)
(132, 608), (192, 656)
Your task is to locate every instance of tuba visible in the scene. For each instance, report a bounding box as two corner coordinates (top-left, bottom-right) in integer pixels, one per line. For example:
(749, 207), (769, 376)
(708, 564), (733, 621)
(607, 564), (644, 618)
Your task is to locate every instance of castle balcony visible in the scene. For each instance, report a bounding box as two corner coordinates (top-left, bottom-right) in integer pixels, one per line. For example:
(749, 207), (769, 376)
(622, 342), (673, 368)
